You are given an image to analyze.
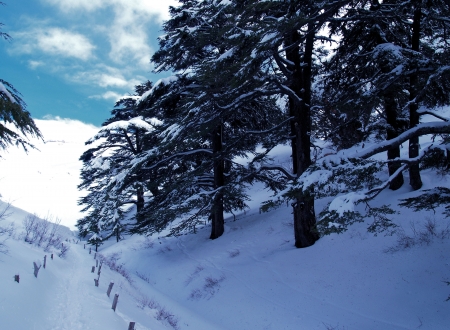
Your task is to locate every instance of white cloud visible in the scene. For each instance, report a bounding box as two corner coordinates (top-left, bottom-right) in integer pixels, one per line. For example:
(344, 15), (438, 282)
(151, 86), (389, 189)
(44, 0), (177, 21)
(15, 27), (95, 61)
(71, 65), (143, 89)
(28, 60), (44, 69)
(108, 26), (152, 67)
(89, 91), (125, 101)
(43, 0), (178, 68)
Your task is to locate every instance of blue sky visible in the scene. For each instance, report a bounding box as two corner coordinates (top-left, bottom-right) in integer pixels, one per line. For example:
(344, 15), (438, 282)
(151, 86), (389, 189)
(0, 0), (176, 126)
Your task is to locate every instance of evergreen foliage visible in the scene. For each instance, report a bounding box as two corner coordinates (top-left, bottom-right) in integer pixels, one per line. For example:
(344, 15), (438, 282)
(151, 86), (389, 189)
(77, 0), (450, 247)
(0, 6), (42, 152)
(77, 82), (161, 241)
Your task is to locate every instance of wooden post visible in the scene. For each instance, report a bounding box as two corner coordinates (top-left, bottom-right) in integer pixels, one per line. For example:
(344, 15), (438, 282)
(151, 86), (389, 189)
(106, 282), (114, 297)
(91, 266), (95, 273)
(97, 263), (102, 275)
(14, 274), (20, 283)
(96, 259), (98, 267)
(33, 262), (41, 278)
(128, 322), (136, 330)
(112, 293), (119, 312)
(51, 254), (53, 260)
(94, 252), (96, 259)
(89, 248), (91, 254)
(94, 278), (99, 287)
(84, 244), (85, 249)
(43, 255), (47, 269)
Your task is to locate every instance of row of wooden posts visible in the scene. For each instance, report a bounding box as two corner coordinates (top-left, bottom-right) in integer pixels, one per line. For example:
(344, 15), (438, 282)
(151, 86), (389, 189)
(87, 246), (136, 330)
(14, 253), (56, 283)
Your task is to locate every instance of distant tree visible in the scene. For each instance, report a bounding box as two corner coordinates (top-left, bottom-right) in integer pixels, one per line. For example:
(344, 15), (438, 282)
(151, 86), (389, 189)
(87, 233), (102, 252)
(0, 4), (42, 152)
(77, 82), (160, 242)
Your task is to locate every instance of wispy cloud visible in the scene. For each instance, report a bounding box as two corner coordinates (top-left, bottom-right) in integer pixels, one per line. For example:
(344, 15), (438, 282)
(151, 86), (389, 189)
(43, 0), (177, 21)
(43, 0), (177, 68)
(14, 27), (95, 61)
(70, 65), (144, 89)
(28, 60), (45, 69)
(89, 91), (126, 101)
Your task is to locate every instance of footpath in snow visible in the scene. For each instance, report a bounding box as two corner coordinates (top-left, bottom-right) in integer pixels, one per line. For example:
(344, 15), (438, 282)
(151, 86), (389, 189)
(0, 239), (141, 330)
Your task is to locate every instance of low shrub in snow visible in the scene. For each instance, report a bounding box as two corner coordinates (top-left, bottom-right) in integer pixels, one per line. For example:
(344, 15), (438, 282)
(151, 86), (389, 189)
(385, 217), (450, 253)
(136, 295), (179, 329)
(190, 275), (225, 300)
(98, 252), (133, 284)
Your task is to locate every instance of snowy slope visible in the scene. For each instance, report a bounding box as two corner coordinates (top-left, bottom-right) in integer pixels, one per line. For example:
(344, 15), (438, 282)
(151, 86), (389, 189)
(1, 116), (450, 329)
(0, 117), (99, 230)
(1, 173), (449, 329)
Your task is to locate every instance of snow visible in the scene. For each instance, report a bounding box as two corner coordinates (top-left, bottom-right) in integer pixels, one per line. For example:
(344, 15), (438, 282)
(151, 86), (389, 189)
(260, 32), (278, 43)
(0, 117), (99, 230)
(90, 116), (162, 142)
(0, 81), (16, 103)
(138, 76), (179, 104)
(218, 47), (235, 61)
(1, 143), (450, 329)
(328, 192), (365, 216)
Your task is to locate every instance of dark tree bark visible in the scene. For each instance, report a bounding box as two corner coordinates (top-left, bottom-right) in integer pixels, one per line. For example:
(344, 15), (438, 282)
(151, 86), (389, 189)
(210, 124), (225, 239)
(286, 24), (319, 248)
(385, 93), (404, 190)
(408, 5), (423, 190)
(136, 184), (144, 213)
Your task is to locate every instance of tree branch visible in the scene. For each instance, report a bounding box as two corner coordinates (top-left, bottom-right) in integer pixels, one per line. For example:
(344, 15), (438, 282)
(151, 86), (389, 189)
(354, 121), (450, 159)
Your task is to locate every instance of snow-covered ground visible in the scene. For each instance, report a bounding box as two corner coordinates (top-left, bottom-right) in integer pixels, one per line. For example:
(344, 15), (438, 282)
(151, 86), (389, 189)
(1, 173), (449, 329)
(1, 117), (450, 329)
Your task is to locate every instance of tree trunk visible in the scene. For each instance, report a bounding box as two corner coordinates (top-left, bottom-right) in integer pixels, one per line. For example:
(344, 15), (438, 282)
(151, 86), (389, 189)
(384, 93), (404, 190)
(210, 124), (225, 240)
(408, 5), (423, 190)
(285, 25), (319, 248)
(136, 184), (144, 213)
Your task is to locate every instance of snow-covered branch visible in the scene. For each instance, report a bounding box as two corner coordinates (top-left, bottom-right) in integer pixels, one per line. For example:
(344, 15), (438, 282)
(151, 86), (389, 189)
(259, 165), (296, 181)
(353, 121), (450, 159)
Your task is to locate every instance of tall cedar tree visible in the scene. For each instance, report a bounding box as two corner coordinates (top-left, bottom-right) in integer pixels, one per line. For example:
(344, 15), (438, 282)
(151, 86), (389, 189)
(180, 0), (350, 247)
(150, 1), (286, 239)
(323, 0), (450, 191)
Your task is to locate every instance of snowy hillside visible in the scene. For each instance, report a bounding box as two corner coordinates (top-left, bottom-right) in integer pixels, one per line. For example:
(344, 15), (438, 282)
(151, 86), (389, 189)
(1, 169), (449, 329)
(0, 117), (99, 229)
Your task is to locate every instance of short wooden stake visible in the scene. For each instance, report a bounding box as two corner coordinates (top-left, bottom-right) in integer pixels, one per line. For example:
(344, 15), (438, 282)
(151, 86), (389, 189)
(89, 248), (91, 254)
(94, 278), (99, 287)
(96, 259), (98, 267)
(43, 255), (47, 269)
(84, 244), (85, 249)
(97, 263), (102, 275)
(94, 252), (96, 259)
(14, 274), (20, 283)
(112, 293), (119, 312)
(51, 254), (53, 260)
(128, 322), (136, 330)
(33, 262), (41, 278)
(91, 266), (95, 273)
(106, 281), (114, 297)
